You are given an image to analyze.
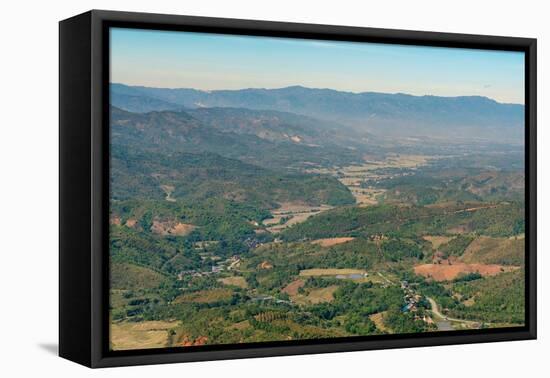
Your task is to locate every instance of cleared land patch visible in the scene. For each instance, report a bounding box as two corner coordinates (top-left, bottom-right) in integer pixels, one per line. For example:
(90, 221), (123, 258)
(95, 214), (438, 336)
(160, 184), (177, 202)
(281, 279), (305, 296)
(304, 286), (338, 304)
(174, 288), (233, 304)
(218, 276), (248, 289)
(311, 237), (355, 247)
(150, 219), (196, 236)
(299, 268), (367, 277)
(264, 202), (333, 233)
(461, 236), (524, 265)
(110, 320), (179, 350)
(414, 262), (519, 282)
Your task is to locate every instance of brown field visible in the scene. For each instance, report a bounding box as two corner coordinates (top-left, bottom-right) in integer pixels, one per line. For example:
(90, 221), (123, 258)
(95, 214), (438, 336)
(258, 261), (274, 270)
(463, 297), (476, 307)
(304, 286), (338, 304)
(461, 236), (524, 265)
(423, 235), (454, 249)
(414, 262), (519, 281)
(447, 225), (470, 235)
(174, 288), (233, 304)
(292, 290), (336, 306)
(150, 220), (196, 236)
(170, 223), (196, 235)
(110, 320), (179, 350)
(218, 276), (248, 289)
(125, 218), (138, 228)
(281, 279), (305, 296)
(299, 268), (367, 277)
(311, 237), (355, 247)
(369, 311), (389, 333)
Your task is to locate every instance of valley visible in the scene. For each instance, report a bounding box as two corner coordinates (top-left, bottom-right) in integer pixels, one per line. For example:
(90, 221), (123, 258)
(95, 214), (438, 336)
(108, 84), (526, 350)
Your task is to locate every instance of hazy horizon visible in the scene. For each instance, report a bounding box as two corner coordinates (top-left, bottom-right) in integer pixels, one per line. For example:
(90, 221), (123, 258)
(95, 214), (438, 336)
(111, 28), (525, 104)
(112, 81), (524, 106)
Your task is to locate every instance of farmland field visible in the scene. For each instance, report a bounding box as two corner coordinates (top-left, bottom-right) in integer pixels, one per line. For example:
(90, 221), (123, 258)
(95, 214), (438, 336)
(413, 262), (519, 281)
(111, 320), (180, 350)
(299, 268), (367, 277)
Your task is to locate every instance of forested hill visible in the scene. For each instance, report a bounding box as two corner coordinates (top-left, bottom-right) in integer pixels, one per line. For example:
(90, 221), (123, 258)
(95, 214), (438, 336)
(110, 144), (355, 208)
(110, 106), (365, 170)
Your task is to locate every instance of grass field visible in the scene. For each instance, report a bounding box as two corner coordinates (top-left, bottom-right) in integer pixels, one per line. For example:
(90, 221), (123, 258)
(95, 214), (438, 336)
(174, 288), (233, 303)
(304, 286), (339, 304)
(423, 235), (454, 249)
(461, 236), (524, 265)
(299, 268), (367, 277)
(110, 320), (180, 350)
(311, 237), (355, 247)
(218, 276), (248, 289)
(110, 262), (167, 290)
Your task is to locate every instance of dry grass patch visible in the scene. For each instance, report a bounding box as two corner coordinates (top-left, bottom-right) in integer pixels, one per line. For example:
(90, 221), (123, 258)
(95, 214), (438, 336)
(369, 311), (390, 333)
(218, 276), (248, 289)
(461, 236), (524, 265)
(414, 262), (519, 282)
(349, 187), (386, 207)
(447, 225), (470, 235)
(151, 220), (196, 236)
(423, 235), (454, 249)
(282, 279), (305, 296)
(299, 268), (366, 277)
(305, 286), (338, 304)
(174, 288), (233, 304)
(264, 202), (333, 233)
(311, 237), (355, 247)
(110, 320), (179, 351)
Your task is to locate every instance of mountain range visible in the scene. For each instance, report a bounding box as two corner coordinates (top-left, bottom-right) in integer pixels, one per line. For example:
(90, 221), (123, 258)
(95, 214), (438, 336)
(111, 83), (524, 142)
(110, 106), (366, 170)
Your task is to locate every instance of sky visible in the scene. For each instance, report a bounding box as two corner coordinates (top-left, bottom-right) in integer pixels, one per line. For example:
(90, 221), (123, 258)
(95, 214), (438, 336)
(110, 27), (525, 104)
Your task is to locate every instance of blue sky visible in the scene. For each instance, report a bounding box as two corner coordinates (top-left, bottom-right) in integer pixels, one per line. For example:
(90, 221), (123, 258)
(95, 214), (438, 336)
(110, 27), (525, 104)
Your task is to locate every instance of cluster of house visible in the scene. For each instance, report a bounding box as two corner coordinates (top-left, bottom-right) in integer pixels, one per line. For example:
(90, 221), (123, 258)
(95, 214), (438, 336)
(400, 280), (421, 313)
(177, 255), (241, 280)
(400, 280), (436, 325)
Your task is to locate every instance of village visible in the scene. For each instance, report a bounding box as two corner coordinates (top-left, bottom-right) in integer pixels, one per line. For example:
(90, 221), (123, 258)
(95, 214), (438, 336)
(177, 254), (242, 280)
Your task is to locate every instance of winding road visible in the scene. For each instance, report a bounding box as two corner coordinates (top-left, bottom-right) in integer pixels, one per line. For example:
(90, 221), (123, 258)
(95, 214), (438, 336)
(426, 297), (483, 327)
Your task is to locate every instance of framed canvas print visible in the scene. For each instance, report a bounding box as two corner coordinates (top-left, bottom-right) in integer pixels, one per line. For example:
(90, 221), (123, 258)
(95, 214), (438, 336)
(59, 10), (536, 368)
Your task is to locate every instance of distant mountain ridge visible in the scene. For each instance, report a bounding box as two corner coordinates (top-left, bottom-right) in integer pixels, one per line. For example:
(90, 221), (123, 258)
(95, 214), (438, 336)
(111, 83), (524, 142)
(110, 106), (365, 170)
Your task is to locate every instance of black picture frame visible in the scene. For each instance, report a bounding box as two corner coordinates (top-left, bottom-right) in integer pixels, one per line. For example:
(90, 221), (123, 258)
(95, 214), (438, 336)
(59, 9), (537, 368)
